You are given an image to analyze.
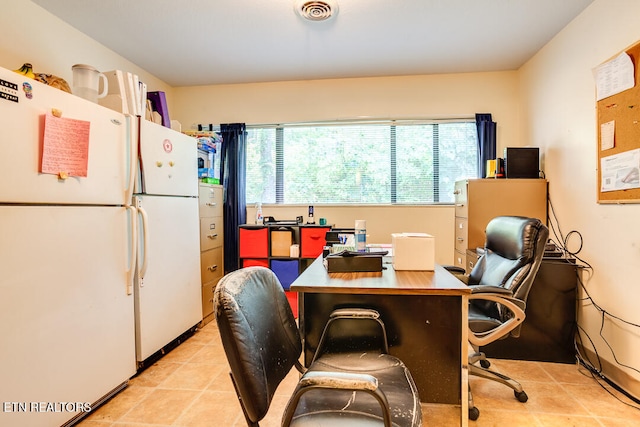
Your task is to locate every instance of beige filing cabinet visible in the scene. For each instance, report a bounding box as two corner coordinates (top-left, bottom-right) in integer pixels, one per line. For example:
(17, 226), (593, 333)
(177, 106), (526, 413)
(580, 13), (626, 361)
(199, 183), (224, 325)
(454, 179), (548, 272)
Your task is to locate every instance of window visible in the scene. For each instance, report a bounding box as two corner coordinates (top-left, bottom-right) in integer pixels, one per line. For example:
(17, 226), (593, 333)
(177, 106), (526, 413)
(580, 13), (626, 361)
(246, 120), (478, 205)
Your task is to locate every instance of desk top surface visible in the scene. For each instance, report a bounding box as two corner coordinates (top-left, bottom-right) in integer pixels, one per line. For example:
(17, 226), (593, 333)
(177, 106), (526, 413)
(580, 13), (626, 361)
(291, 256), (471, 296)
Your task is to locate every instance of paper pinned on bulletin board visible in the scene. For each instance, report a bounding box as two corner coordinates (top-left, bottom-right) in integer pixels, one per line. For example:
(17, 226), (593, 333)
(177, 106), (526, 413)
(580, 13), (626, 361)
(600, 148), (640, 192)
(40, 112), (90, 177)
(600, 120), (615, 150)
(593, 52), (635, 101)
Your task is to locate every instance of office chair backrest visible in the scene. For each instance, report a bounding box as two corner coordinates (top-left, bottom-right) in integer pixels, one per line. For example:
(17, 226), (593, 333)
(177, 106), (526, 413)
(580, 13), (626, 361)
(469, 216), (549, 303)
(214, 267), (302, 424)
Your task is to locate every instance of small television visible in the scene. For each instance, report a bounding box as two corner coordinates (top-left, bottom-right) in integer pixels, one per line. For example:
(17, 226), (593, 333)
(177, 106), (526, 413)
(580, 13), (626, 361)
(504, 147), (540, 179)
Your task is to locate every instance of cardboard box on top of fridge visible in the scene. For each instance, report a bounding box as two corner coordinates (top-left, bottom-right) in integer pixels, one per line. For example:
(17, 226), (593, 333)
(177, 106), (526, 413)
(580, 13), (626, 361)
(391, 233), (435, 271)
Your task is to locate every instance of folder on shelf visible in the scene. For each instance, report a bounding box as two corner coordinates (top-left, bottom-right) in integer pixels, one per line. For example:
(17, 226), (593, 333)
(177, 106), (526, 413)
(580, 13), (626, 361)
(147, 91), (170, 128)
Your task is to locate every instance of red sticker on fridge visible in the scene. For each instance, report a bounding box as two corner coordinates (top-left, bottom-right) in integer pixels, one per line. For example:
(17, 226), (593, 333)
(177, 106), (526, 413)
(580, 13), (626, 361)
(163, 139), (172, 153)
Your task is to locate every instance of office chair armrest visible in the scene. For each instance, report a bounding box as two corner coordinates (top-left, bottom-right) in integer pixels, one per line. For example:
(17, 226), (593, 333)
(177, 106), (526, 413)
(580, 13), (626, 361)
(283, 370), (392, 427)
(442, 265), (466, 274)
(443, 265), (470, 284)
(468, 293), (526, 347)
(469, 284), (513, 295)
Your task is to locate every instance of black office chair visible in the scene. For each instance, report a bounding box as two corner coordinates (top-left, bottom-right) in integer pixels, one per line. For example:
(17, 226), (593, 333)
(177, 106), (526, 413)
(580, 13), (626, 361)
(214, 266), (423, 427)
(448, 216), (548, 420)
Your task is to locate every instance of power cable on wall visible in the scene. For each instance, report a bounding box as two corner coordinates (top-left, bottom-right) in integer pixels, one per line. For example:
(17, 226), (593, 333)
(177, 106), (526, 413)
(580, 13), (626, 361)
(547, 195), (640, 408)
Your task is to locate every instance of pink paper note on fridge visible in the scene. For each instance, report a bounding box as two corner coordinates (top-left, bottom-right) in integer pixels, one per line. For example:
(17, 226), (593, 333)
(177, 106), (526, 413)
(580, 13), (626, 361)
(40, 112), (90, 177)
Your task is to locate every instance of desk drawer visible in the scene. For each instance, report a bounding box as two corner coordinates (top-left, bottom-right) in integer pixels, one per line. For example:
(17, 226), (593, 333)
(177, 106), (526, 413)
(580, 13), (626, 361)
(200, 247), (223, 284)
(455, 202), (468, 218)
(200, 216), (223, 251)
(199, 185), (223, 217)
(454, 181), (468, 218)
(454, 218), (468, 253)
(466, 249), (481, 274)
(202, 280), (217, 319)
(454, 249), (466, 270)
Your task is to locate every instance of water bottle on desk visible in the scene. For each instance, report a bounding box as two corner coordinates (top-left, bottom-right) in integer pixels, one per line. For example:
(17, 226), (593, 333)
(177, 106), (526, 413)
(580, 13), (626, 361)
(255, 203), (263, 225)
(355, 220), (366, 252)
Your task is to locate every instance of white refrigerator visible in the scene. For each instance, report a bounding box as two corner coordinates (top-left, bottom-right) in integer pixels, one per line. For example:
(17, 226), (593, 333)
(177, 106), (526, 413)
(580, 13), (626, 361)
(0, 66), (137, 426)
(133, 117), (202, 363)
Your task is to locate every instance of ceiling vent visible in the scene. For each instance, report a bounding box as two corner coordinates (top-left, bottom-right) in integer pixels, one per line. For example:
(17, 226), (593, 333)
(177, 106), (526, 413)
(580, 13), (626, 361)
(295, 0), (338, 22)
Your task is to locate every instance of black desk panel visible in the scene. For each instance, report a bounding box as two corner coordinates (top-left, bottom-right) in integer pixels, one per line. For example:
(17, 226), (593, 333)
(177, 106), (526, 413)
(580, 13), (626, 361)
(301, 293), (462, 404)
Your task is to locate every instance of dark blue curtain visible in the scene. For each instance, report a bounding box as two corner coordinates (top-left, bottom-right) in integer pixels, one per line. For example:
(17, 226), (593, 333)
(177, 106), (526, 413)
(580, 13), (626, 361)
(220, 123), (247, 273)
(476, 113), (497, 178)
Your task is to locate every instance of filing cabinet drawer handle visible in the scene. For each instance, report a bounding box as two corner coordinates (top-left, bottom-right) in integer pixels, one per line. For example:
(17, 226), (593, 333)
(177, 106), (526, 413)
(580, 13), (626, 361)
(206, 202), (217, 207)
(455, 203), (465, 207)
(207, 264), (218, 272)
(207, 233), (218, 239)
(456, 237), (465, 242)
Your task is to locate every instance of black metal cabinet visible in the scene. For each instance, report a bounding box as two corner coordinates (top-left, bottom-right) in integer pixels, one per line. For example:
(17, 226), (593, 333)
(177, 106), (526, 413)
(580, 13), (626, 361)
(482, 257), (578, 363)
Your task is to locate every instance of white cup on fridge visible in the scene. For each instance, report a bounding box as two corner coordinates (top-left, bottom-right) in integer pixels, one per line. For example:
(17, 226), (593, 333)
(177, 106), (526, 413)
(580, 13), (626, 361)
(71, 64), (108, 103)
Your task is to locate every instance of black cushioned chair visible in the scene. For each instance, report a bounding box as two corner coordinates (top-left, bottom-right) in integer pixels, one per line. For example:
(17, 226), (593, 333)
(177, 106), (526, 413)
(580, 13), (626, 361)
(214, 266), (422, 427)
(448, 216), (549, 421)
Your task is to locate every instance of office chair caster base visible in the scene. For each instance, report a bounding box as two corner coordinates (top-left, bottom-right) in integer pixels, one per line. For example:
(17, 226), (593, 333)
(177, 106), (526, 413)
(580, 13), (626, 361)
(480, 359), (491, 368)
(469, 406), (480, 420)
(515, 390), (528, 402)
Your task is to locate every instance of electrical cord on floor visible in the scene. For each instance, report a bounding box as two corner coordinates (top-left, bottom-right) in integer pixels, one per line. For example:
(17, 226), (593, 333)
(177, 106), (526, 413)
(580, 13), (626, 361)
(547, 195), (640, 409)
(575, 325), (640, 409)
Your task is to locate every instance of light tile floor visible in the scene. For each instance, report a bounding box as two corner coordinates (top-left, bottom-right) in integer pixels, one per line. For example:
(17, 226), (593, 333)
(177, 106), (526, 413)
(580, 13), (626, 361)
(79, 321), (639, 427)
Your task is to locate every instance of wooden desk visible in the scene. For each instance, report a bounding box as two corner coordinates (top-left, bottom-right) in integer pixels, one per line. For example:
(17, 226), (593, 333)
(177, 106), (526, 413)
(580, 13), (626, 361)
(291, 256), (470, 427)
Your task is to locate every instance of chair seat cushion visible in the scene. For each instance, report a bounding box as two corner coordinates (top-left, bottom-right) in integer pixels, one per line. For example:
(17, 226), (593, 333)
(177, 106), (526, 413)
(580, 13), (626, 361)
(290, 352), (422, 427)
(468, 304), (503, 334)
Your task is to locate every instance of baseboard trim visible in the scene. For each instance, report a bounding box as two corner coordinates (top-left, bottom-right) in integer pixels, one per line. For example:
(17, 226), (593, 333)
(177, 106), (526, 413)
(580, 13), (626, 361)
(578, 345), (640, 401)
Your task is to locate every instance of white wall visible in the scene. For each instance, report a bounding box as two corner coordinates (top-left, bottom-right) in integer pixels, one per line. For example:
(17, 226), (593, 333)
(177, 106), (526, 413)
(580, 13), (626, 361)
(172, 71), (520, 145)
(0, 1), (173, 109)
(519, 0), (640, 396)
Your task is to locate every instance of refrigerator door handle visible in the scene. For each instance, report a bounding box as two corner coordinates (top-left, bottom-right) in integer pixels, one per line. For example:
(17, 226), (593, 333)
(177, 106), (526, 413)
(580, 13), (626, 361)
(137, 205), (150, 283)
(125, 115), (137, 203)
(126, 205), (137, 295)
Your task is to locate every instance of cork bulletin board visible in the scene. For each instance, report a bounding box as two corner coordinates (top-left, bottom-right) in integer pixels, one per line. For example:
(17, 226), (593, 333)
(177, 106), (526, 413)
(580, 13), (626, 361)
(596, 40), (640, 203)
